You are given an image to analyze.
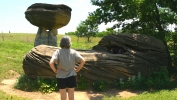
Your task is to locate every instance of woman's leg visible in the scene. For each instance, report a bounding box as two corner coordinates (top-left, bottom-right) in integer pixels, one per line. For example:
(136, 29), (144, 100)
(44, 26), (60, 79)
(60, 89), (67, 100)
(67, 76), (76, 100)
(68, 88), (75, 100)
(57, 78), (67, 100)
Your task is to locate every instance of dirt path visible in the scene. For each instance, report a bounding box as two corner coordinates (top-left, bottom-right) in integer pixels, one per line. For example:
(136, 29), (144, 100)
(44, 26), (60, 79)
(0, 74), (142, 100)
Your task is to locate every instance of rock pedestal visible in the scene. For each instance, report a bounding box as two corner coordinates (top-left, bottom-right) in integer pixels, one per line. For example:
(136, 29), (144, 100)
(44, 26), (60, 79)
(34, 28), (58, 47)
(25, 3), (72, 46)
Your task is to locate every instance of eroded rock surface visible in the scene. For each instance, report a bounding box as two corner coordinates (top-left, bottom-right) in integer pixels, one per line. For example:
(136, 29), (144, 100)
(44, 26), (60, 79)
(25, 3), (72, 29)
(23, 34), (169, 84)
(25, 3), (72, 47)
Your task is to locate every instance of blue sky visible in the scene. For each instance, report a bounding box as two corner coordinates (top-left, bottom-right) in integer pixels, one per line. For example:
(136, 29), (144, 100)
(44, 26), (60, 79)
(0, 0), (114, 34)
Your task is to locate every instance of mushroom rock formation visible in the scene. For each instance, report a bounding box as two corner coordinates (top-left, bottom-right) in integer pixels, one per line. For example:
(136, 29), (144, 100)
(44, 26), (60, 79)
(22, 33), (169, 84)
(25, 3), (72, 47)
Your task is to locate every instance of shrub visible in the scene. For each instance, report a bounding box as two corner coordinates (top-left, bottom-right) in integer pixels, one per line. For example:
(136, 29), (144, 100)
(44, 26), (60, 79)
(15, 67), (174, 93)
(114, 72), (146, 90)
(38, 78), (57, 93)
(145, 67), (172, 89)
(76, 75), (88, 90)
(93, 80), (107, 91)
(14, 74), (40, 92)
(14, 74), (57, 93)
(113, 67), (173, 90)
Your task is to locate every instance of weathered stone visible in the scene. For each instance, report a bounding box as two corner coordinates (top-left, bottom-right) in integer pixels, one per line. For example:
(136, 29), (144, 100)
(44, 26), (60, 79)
(25, 3), (72, 47)
(34, 28), (58, 47)
(22, 33), (169, 84)
(25, 3), (72, 29)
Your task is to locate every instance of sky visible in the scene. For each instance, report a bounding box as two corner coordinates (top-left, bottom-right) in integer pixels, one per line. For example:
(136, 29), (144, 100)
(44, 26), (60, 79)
(0, 0), (114, 34)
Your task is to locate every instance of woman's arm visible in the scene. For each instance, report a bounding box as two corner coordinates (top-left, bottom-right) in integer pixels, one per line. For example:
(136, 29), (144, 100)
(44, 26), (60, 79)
(75, 59), (85, 72)
(49, 59), (57, 73)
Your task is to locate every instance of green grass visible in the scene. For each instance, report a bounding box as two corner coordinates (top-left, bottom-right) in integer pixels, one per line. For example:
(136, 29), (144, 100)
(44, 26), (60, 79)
(103, 89), (177, 100)
(0, 33), (100, 81)
(0, 33), (100, 99)
(0, 90), (30, 100)
(58, 35), (100, 49)
(0, 33), (177, 99)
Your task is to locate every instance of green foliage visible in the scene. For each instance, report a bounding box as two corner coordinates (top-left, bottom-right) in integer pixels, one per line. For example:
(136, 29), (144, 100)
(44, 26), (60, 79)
(126, 72), (146, 90)
(114, 72), (146, 90)
(113, 67), (173, 90)
(76, 75), (88, 90)
(38, 78), (57, 93)
(127, 89), (177, 100)
(167, 32), (177, 74)
(96, 28), (117, 37)
(90, 0), (177, 40)
(146, 67), (172, 89)
(93, 80), (107, 91)
(96, 31), (108, 37)
(14, 74), (57, 93)
(0, 34), (34, 81)
(103, 88), (177, 100)
(0, 90), (29, 100)
(118, 78), (125, 89)
(14, 74), (40, 92)
(76, 19), (99, 42)
(65, 31), (76, 35)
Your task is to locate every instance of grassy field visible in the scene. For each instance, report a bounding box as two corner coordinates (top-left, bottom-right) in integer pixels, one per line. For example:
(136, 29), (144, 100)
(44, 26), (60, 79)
(0, 33), (177, 100)
(103, 89), (177, 100)
(0, 33), (100, 80)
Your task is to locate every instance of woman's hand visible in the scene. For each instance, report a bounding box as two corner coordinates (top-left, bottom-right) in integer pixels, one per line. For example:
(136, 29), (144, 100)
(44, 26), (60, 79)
(49, 59), (58, 74)
(74, 68), (79, 73)
(54, 70), (58, 74)
(55, 68), (63, 73)
(75, 59), (85, 72)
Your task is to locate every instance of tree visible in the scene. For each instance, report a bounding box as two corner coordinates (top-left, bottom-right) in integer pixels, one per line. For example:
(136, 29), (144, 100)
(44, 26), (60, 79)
(96, 28), (116, 37)
(65, 31), (75, 35)
(89, 0), (177, 70)
(89, 0), (177, 41)
(76, 19), (99, 42)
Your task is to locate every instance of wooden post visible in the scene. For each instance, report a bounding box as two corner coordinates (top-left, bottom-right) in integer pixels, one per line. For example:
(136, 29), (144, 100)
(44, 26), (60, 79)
(2, 36), (4, 41)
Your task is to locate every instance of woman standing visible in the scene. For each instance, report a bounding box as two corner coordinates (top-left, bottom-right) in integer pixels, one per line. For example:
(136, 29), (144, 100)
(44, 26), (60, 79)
(49, 36), (85, 100)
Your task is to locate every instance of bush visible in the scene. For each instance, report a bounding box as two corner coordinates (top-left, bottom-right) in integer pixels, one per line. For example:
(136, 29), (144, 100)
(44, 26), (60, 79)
(114, 72), (146, 90)
(93, 80), (107, 91)
(15, 67), (174, 93)
(14, 74), (57, 93)
(146, 67), (172, 89)
(113, 67), (174, 90)
(14, 74), (40, 92)
(76, 75), (88, 90)
(38, 78), (57, 93)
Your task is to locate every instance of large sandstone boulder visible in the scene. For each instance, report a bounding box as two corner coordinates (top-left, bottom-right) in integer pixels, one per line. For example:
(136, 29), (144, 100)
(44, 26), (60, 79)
(22, 33), (169, 84)
(25, 3), (72, 29)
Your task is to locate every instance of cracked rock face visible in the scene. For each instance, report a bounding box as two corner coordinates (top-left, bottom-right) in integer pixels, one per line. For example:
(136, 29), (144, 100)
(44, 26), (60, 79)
(90, 33), (169, 83)
(25, 3), (72, 29)
(22, 34), (169, 84)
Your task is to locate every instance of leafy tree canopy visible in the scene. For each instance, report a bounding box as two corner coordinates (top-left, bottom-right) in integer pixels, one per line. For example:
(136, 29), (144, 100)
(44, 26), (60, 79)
(89, 0), (177, 41)
(76, 17), (99, 42)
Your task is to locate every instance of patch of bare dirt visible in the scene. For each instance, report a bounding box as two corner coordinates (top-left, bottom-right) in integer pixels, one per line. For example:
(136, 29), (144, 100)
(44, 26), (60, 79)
(0, 70), (142, 100)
